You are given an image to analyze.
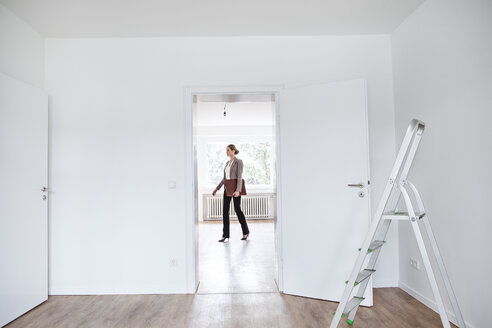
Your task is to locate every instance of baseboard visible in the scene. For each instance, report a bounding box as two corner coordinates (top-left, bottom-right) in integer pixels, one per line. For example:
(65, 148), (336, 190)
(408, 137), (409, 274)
(398, 281), (473, 328)
(49, 286), (187, 295)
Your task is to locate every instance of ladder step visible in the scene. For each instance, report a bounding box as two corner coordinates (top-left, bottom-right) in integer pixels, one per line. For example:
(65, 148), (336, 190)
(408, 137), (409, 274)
(382, 211), (425, 220)
(355, 269), (375, 285)
(358, 240), (385, 253)
(345, 269), (376, 286)
(343, 297), (365, 315)
(369, 240), (385, 252)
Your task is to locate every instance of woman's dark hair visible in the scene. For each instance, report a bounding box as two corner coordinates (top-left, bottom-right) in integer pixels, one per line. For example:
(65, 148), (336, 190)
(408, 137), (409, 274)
(227, 144), (240, 155)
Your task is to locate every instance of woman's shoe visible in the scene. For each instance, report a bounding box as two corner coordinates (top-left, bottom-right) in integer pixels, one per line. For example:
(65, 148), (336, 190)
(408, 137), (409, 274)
(218, 237), (229, 242)
(241, 234), (249, 240)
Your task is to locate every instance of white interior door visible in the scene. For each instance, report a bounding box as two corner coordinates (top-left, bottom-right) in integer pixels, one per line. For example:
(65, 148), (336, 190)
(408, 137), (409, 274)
(0, 73), (48, 326)
(280, 79), (372, 304)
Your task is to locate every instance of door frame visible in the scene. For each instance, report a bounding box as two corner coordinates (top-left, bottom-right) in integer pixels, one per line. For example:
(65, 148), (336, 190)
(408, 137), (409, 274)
(184, 85), (284, 293)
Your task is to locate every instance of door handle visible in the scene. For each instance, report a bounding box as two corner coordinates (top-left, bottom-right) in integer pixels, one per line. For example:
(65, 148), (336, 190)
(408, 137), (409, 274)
(347, 183), (364, 188)
(41, 186), (48, 192)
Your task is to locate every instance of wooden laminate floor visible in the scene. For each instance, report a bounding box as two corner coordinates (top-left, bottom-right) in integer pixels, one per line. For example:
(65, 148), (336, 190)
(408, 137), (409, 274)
(5, 221), (455, 328)
(4, 288), (454, 328)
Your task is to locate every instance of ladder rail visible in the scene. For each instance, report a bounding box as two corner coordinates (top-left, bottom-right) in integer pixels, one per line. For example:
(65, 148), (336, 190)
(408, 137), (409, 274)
(329, 187), (393, 327)
(389, 119), (425, 182)
(347, 218), (393, 323)
(399, 183), (451, 328)
(407, 181), (466, 327)
(398, 123), (425, 183)
(347, 187), (402, 323)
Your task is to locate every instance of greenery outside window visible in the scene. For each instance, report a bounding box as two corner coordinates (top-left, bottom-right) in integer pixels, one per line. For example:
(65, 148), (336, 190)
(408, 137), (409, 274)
(207, 142), (273, 187)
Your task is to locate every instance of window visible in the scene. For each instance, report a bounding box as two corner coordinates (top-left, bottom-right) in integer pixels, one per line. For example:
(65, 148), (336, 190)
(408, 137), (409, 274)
(207, 142), (273, 186)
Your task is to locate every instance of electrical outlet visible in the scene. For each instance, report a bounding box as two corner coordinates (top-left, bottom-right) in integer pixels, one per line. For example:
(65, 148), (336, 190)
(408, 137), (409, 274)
(169, 258), (178, 267)
(410, 257), (420, 270)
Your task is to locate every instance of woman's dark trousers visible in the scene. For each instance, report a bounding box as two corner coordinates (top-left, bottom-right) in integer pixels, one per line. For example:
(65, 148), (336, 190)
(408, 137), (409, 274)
(222, 191), (249, 238)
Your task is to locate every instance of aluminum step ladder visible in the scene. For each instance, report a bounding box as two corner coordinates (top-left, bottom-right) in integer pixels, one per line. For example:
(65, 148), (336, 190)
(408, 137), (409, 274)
(330, 119), (466, 328)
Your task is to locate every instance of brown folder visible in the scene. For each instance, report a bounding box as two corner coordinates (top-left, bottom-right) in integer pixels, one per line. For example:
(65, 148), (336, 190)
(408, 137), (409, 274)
(224, 179), (247, 196)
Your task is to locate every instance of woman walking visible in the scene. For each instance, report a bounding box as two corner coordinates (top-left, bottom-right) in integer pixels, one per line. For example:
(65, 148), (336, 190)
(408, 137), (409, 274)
(212, 144), (250, 242)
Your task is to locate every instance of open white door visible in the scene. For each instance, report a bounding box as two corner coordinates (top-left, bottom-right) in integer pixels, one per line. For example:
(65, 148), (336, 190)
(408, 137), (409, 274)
(279, 79), (372, 304)
(0, 73), (48, 326)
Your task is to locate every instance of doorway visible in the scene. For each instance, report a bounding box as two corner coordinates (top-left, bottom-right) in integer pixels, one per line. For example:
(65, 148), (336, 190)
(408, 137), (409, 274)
(185, 80), (371, 303)
(185, 87), (283, 295)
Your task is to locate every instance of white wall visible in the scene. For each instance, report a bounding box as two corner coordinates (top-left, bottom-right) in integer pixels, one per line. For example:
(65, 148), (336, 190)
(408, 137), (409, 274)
(392, 1), (492, 327)
(45, 35), (397, 294)
(0, 4), (44, 88)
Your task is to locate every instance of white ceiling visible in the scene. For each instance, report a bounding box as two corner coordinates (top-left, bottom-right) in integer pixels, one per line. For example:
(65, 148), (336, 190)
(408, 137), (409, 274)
(0, 0), (425, 38)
